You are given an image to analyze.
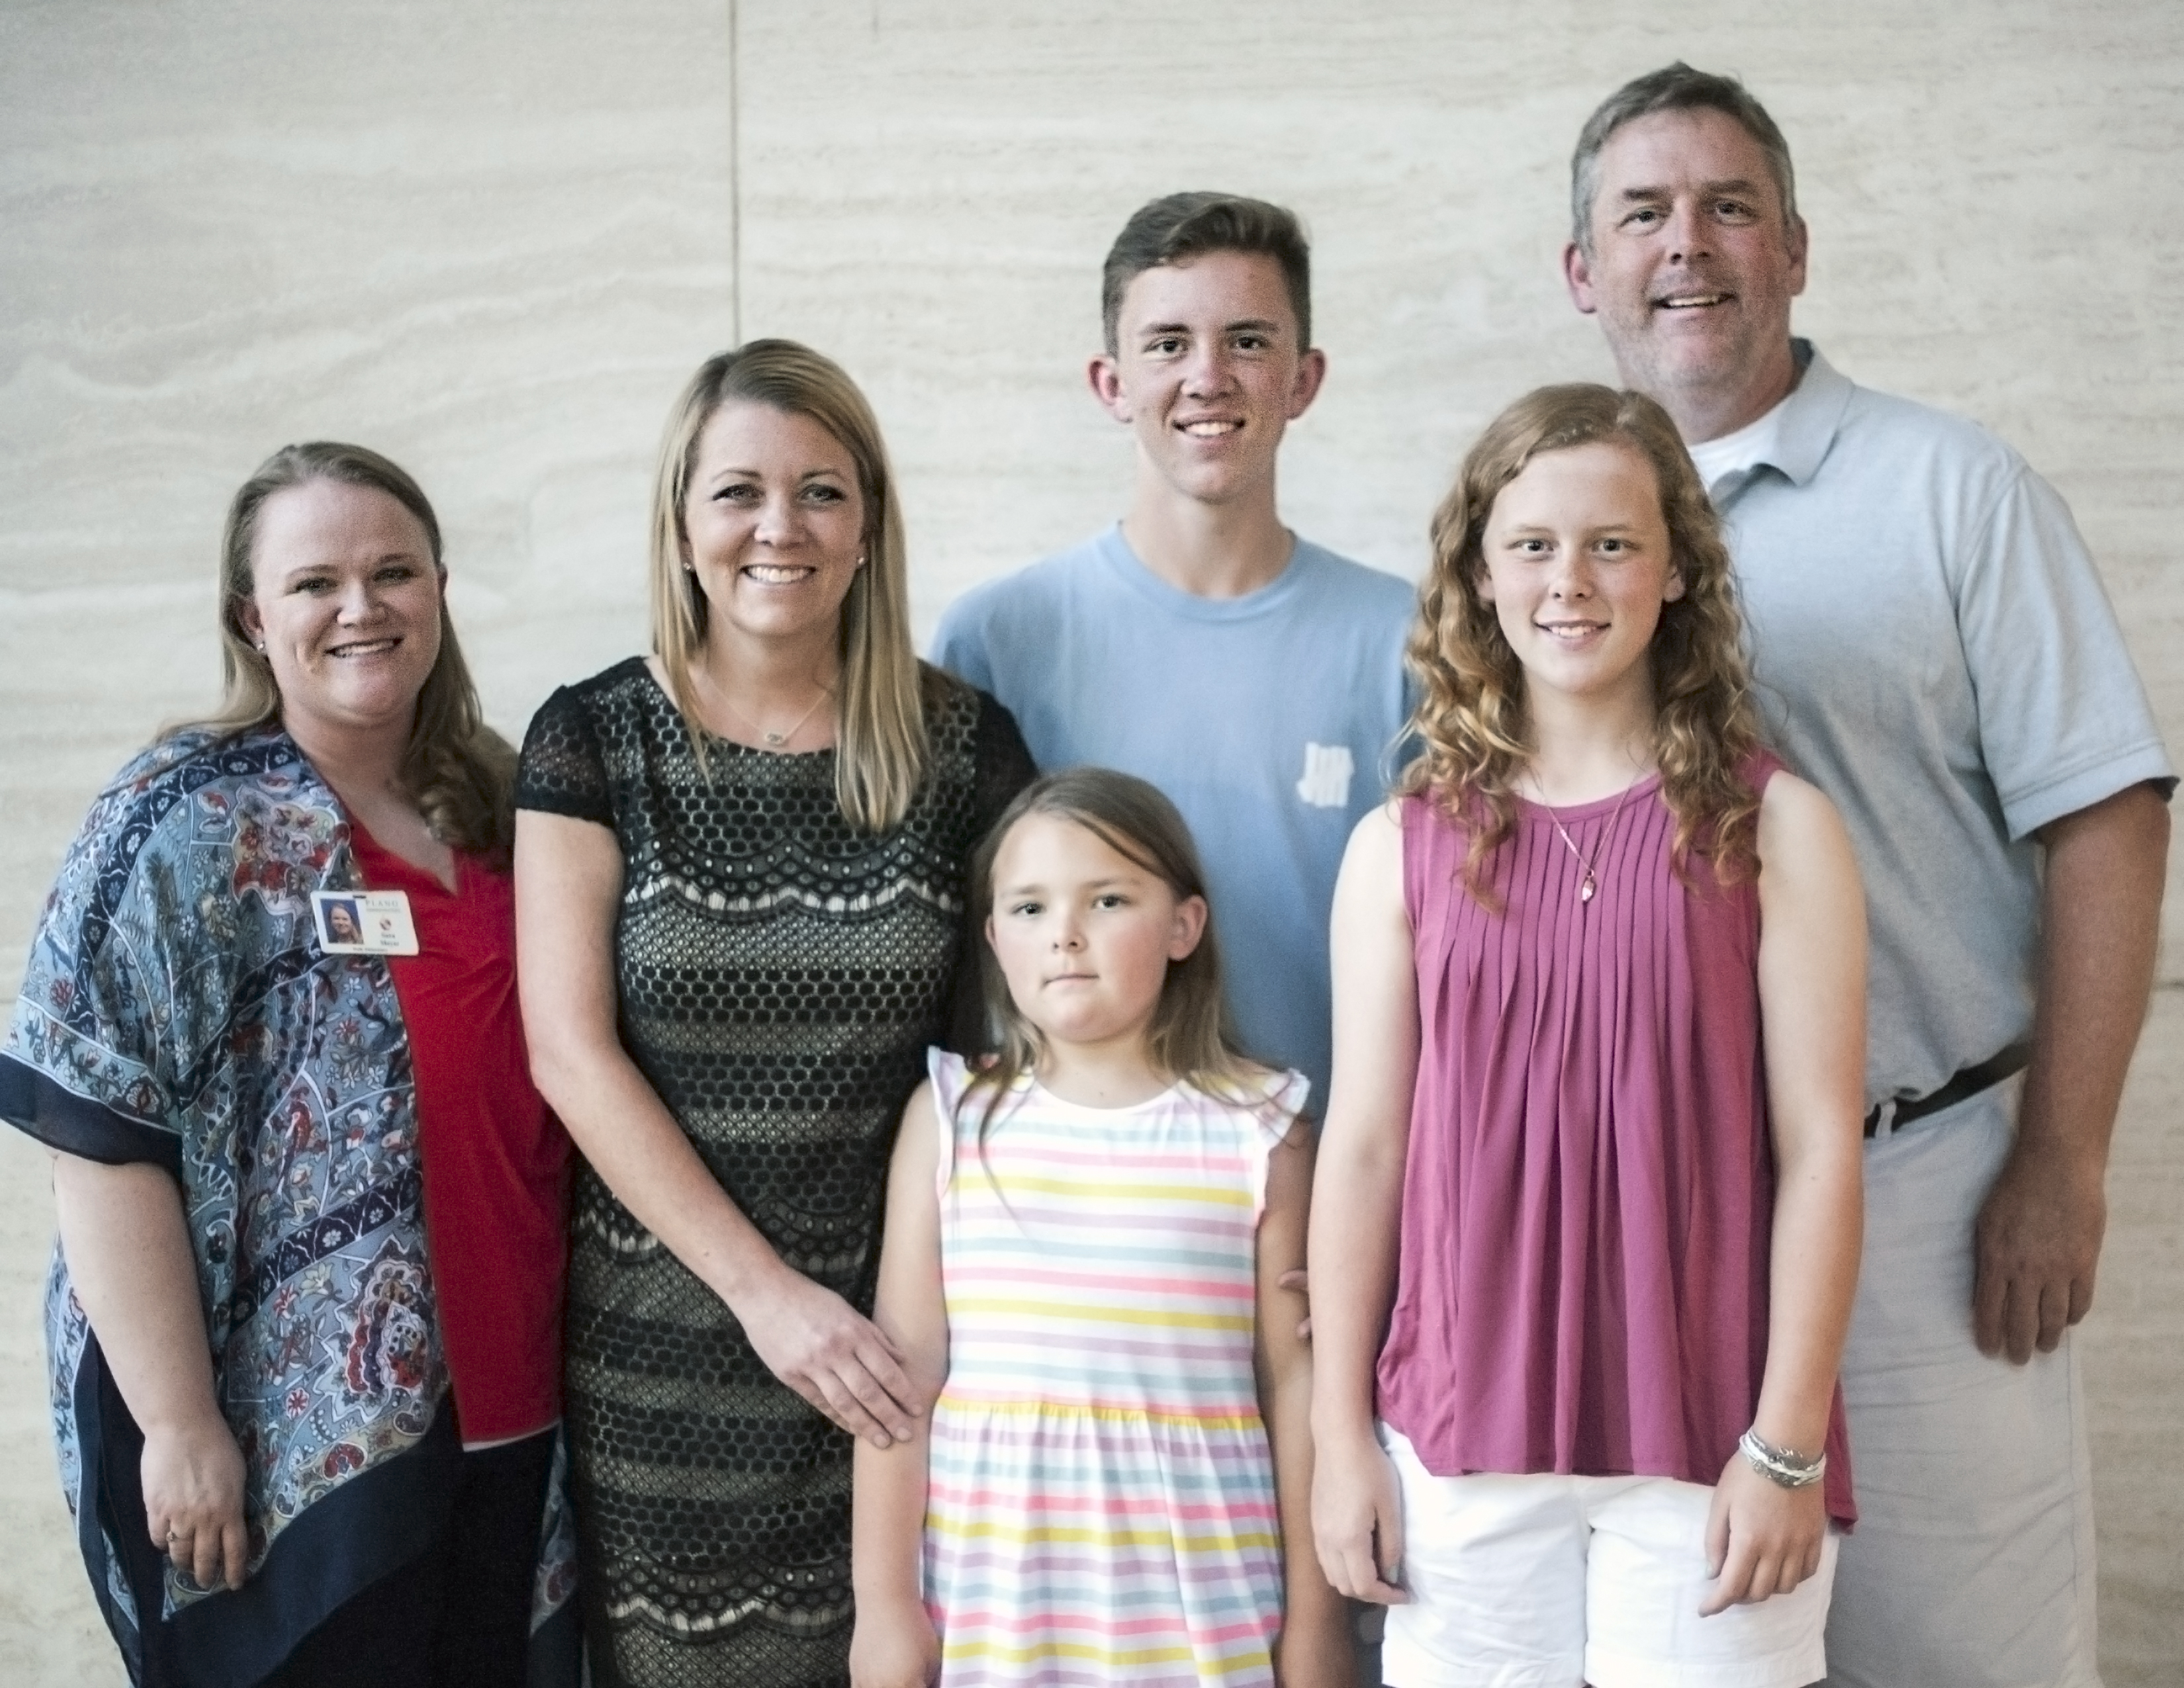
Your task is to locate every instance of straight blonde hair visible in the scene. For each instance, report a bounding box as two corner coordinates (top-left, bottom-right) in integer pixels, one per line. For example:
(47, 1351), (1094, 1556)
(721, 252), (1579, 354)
(648, 340), (928, 833)
(176, 441), (515, 863)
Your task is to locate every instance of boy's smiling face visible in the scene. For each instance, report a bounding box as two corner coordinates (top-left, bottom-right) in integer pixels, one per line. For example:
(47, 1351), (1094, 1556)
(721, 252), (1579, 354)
(1089, 250), (1325, 509)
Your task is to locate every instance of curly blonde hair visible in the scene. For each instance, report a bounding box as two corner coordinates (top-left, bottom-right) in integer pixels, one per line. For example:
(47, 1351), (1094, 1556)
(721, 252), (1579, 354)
(1401, 383), (1764, 900)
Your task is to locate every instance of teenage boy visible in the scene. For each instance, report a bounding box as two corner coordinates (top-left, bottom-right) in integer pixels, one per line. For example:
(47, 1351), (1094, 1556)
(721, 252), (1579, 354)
(934, 192), (1414, 1107)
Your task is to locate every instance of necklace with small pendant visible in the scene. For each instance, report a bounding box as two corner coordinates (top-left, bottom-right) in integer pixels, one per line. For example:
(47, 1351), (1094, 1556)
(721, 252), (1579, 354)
(1536, 776), (1639, 906)
(700, 668), (833, 748)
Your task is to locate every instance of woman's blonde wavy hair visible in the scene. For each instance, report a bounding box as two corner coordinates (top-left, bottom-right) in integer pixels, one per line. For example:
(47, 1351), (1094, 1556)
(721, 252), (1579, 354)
(1401, 383), (1764, 900)
(648, 339), (932, 833)
(177, 441), (516, 863)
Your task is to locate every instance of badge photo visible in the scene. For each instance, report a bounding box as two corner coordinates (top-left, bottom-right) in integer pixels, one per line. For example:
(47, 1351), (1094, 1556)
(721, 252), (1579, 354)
(311, 890), (420, 956)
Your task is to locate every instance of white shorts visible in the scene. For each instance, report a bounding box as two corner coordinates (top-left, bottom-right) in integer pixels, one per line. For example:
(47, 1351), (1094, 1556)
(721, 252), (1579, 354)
(1380, 1429), (1837, 1688)
(1826, 1080), (2101, 1688)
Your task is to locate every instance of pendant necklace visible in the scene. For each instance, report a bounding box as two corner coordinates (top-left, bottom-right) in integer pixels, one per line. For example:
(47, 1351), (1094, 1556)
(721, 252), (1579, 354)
(702, 669), (833, 749)
(1539, 777), (1638, 906)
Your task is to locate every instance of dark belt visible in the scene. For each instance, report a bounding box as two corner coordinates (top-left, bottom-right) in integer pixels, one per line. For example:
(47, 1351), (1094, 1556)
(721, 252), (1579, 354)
(1864, 1041), (2032, 1139)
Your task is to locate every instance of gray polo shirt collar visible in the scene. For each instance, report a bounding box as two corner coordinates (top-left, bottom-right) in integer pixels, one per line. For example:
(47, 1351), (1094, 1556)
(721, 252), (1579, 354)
(1747, 339), (1856, 489)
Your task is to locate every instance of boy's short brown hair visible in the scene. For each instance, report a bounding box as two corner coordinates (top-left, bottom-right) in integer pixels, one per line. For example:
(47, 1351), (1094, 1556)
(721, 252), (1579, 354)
(1100, 192), (1312, 354)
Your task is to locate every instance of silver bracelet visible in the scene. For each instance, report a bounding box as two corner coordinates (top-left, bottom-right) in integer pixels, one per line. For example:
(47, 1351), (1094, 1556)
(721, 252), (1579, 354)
(1739, 1427), (1826, 1489)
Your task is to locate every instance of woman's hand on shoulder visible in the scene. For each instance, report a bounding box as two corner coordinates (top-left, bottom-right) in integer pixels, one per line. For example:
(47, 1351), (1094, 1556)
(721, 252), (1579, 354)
(848, 1593), (940, 1688)
(1702, 1448), (1828, 1615)
(141, 1408), (250, 1592)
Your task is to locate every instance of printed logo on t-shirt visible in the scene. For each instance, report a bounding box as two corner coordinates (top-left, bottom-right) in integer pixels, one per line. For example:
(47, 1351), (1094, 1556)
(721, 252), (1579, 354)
(1295, 743), (1355, 809)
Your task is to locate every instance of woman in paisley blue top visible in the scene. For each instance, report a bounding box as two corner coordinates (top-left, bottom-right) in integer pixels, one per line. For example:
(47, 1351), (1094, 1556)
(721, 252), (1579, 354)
(1, 443), (576, 1687)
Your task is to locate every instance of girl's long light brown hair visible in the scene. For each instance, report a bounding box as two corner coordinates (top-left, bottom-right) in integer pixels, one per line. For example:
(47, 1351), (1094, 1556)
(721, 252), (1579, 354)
(175, 441), (515, 863)
(648, 339), (933, 833)
(1401, 383), (1764, 899)
(964, 769), (1265, 1139)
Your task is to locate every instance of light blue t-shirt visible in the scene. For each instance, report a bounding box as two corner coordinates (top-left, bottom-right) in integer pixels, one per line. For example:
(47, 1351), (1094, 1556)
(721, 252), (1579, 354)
(931, 524), (1416, 1106)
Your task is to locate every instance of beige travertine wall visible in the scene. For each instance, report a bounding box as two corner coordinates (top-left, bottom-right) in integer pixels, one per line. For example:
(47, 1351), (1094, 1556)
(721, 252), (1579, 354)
(2, 1), (2179, 1681)
(0, 0), (737, 1017)
(0, 3), (733, 1678)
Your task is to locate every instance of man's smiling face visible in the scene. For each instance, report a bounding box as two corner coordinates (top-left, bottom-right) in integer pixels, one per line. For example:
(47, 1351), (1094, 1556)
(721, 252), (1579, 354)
(1564, 107), (1807, 439)
(1091, 249), (1324, 506)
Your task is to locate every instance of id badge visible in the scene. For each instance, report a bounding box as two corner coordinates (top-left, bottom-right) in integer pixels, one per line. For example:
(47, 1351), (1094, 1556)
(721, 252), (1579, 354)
(312, 889), (420, 956)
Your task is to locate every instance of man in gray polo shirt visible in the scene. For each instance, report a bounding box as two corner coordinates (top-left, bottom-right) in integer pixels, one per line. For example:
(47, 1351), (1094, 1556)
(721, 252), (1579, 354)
(1562, 64), (2172, 1687)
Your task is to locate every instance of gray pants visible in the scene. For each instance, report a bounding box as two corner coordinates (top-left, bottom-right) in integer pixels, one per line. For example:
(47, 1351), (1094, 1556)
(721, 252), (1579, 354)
(1824, 1080), (2101, 1688)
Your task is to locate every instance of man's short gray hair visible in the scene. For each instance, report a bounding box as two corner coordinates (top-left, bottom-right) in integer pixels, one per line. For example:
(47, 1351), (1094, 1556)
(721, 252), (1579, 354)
(1570, 63), (1798, 255)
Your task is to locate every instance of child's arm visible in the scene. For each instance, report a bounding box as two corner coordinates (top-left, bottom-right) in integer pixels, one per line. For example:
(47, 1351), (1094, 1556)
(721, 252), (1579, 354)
(1308, 804), (1418, 1607)
(1257, 1119), (1357, 1687)
(1703, 772), (1868, 1615)
(850, 1081), (952, 1688)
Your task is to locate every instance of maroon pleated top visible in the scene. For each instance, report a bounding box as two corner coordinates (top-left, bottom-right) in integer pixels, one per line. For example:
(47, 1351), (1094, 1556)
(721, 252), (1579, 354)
(1377, 761), (1854, 1526)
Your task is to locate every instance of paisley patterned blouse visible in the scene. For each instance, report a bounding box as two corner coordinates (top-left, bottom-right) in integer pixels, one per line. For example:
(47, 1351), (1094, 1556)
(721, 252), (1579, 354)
(0, 726), (574, 1685)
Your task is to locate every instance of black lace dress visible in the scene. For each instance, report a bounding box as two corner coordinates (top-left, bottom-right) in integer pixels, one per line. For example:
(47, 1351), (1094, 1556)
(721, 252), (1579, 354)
(514, 659), (1032, 1688)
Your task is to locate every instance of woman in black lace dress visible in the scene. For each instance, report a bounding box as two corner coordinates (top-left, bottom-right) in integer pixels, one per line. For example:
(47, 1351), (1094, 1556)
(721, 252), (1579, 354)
(512, 342), (1032, 1688)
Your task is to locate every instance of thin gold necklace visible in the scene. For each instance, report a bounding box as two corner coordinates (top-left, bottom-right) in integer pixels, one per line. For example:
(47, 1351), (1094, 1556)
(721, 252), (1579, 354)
(1537, 778), (1639, 906)
(698, 667), (833, 749)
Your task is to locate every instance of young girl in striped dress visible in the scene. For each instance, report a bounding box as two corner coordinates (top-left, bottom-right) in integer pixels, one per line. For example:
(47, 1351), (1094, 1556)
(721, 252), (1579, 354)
(1309, 385), (1867, 1688)
(849, 769), (1352, 1688)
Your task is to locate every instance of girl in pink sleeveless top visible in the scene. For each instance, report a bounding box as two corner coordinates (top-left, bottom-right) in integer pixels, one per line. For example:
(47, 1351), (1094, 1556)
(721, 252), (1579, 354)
(1308, 387), (1867, 1688)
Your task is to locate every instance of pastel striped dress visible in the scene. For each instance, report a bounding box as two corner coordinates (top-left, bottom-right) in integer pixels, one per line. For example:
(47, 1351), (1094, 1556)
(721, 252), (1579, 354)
(922, 1049), (1301, 1687)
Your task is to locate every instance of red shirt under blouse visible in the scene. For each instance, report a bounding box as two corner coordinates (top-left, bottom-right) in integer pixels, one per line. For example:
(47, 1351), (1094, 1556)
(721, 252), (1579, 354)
(350, 821), (571, 1446)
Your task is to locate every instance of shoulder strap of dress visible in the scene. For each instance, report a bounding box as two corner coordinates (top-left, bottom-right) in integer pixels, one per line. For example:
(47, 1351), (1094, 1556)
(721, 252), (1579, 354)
(924, 1046), (972, 1195)
(1400, 788), (1466, 926)
(1216, 1066), (1310, 1150)
(1267, 1067), (1311, 1130)
(1225, 1066), (1310, 1222)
